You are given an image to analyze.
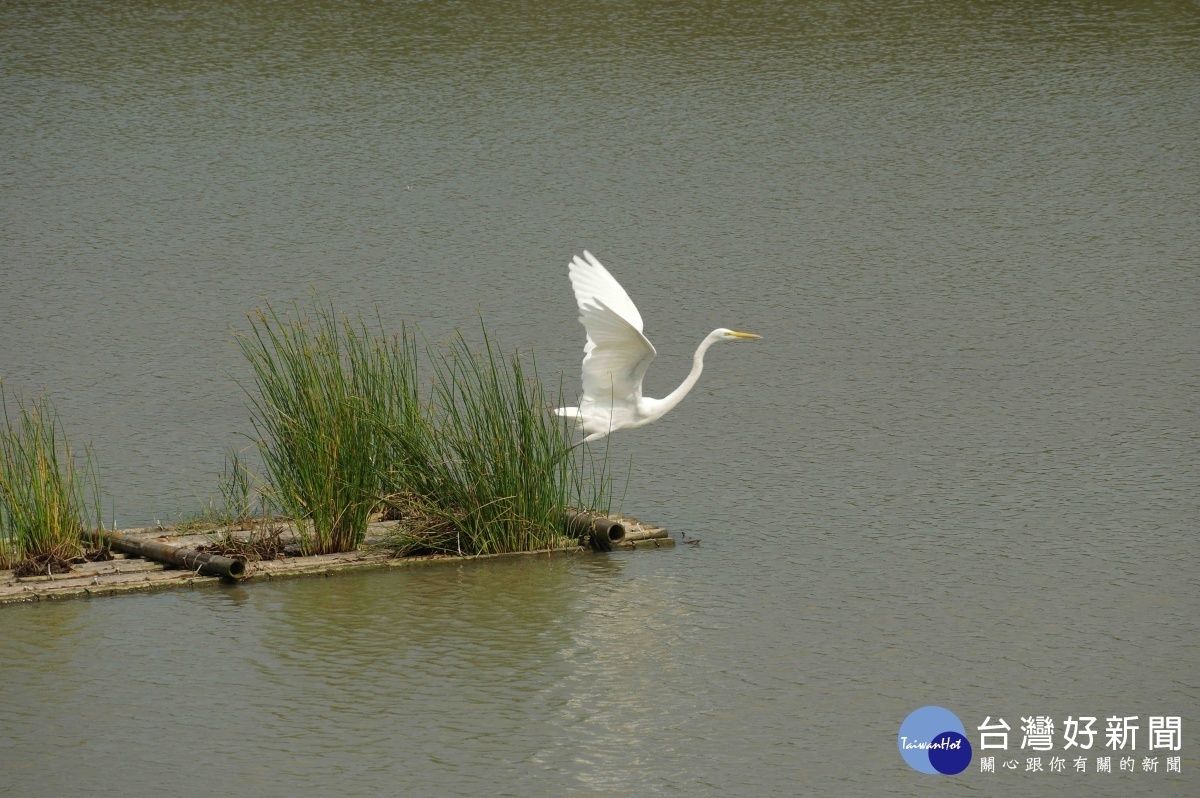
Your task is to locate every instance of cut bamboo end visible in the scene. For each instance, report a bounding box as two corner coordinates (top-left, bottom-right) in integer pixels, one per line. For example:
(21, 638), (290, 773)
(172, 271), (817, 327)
(563, 509), (627, 551)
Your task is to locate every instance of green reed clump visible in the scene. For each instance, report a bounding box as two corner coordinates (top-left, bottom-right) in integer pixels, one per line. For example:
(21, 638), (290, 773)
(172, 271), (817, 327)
(0, 383), (102, 571)
(236, 302), (422, 555)
(382, 328), (609, 556)
(237, 301), (610, 558)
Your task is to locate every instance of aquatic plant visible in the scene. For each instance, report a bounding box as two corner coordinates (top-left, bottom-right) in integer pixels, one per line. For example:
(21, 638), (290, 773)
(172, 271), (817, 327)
(172, 446), (262, 535)
(377, 328), (612, 556)
(236, 301), (611, 558)
(218, 445), (256, 523)
(0, 383), (102, 572)
(236, 303), (416, 555)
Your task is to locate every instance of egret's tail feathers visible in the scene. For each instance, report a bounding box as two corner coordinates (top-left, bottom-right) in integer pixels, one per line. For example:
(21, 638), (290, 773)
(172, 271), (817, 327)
(554, 406), (582, 420)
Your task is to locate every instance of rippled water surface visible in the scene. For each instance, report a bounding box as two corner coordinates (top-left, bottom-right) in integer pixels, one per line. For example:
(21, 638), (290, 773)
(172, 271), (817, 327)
(2, 1), (1197, 795)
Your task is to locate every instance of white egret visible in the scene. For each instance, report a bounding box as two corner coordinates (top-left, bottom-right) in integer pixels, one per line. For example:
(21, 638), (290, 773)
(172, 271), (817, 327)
(555, 251), (761, 442)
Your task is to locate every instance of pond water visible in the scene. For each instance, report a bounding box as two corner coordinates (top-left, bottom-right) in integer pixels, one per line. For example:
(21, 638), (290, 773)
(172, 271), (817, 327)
(1, 1), (1197, 795)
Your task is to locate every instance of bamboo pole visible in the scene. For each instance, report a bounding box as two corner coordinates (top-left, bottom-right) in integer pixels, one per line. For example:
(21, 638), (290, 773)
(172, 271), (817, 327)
(563, 509), (627, 552)
(619, 526), (669, 542)
(83, 529), (247, 580)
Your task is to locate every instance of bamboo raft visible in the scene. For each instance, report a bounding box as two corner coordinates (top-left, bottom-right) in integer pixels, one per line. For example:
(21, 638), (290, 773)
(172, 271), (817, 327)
(0, 514), (674, 606)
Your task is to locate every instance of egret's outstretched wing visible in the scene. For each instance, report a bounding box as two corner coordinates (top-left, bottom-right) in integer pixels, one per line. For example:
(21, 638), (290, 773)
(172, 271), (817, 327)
(578, 299), (656, 407)
(560, 249), (759, 441)
(569, 251), (645, 335)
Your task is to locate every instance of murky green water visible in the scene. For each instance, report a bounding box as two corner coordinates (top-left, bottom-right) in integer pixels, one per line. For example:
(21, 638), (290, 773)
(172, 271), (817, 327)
(2, 1), (1197, 795)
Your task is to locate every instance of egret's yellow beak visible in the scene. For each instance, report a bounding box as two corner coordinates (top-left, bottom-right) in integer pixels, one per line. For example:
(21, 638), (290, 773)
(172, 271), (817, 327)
(730, 331), (762, 339)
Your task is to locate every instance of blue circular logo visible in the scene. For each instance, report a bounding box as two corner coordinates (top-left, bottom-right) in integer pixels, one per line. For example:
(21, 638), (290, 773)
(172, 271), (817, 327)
(898, 706), (973, 775)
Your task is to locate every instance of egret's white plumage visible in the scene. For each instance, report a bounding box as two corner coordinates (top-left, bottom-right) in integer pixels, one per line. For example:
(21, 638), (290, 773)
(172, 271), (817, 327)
(556, 251), (760, 442)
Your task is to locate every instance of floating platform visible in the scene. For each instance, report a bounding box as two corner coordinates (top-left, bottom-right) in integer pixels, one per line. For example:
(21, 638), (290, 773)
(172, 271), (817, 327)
(0, 516), (674, 606)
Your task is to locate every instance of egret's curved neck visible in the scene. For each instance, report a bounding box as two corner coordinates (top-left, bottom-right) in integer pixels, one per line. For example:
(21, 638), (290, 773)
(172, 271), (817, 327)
(655, 330), (725, 416)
